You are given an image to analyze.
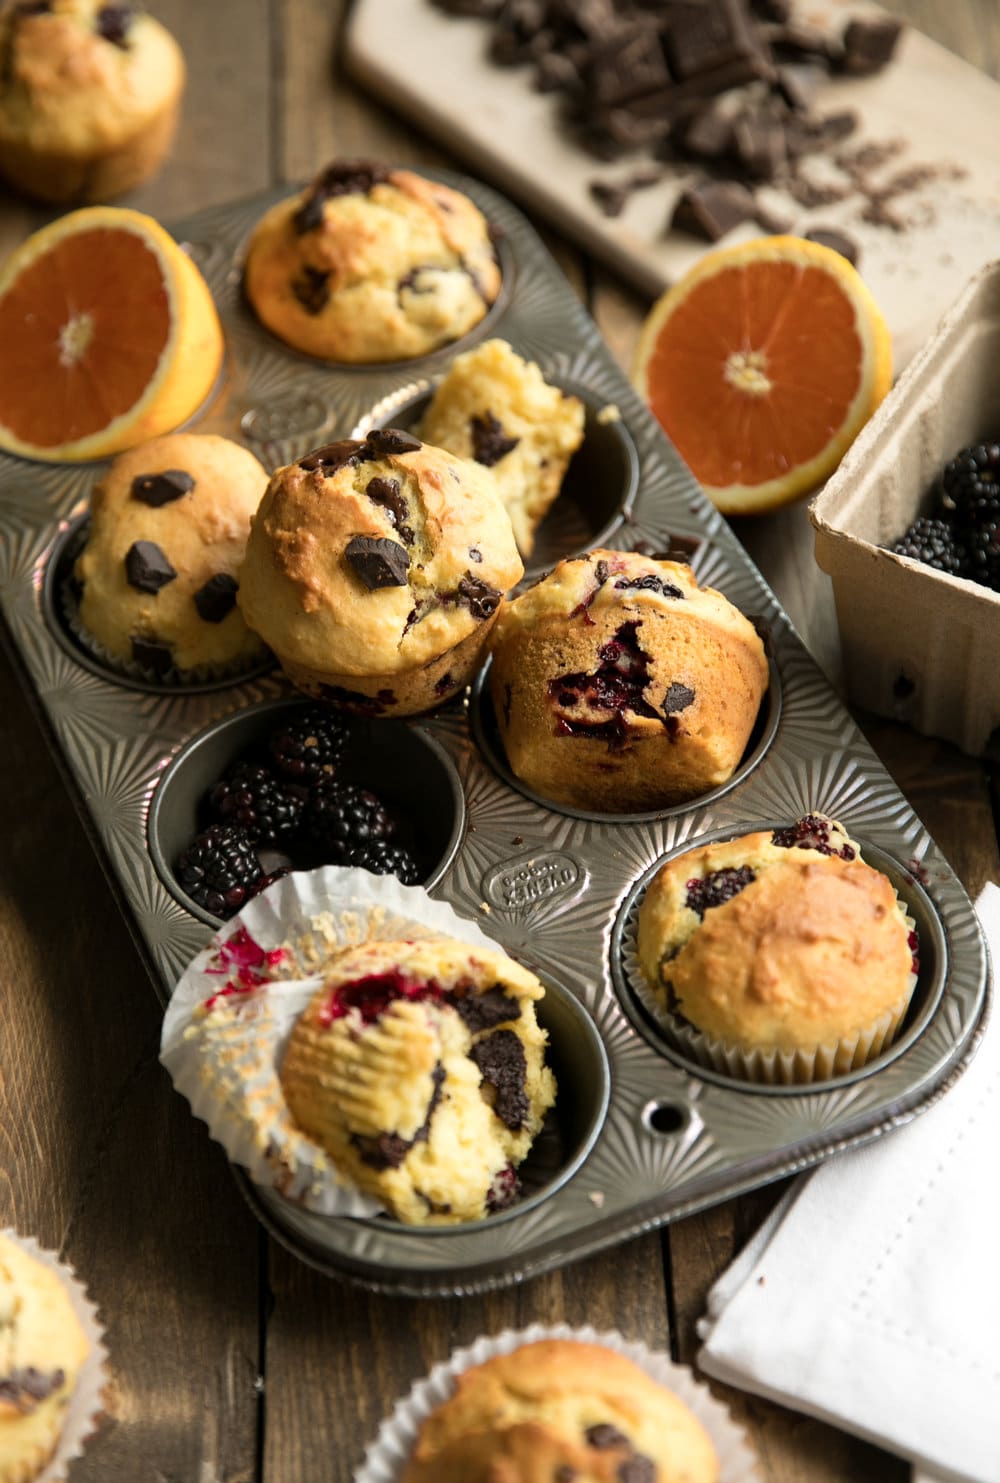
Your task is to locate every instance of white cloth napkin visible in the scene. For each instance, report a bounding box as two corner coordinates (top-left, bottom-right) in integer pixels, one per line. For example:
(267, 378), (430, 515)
(698, 884), (1000, 1483)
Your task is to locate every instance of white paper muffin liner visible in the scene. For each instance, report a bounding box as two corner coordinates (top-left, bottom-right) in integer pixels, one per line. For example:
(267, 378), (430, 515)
(1, 1229), (109, 1482)
(356, 1323), (761, 1482)
(622, 885), (919, 1087)
(160, 866), (504, 1218)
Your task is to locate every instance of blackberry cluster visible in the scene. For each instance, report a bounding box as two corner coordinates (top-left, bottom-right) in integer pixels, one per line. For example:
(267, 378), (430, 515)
(888, 443), (1000, 593)
(176, 708), (421, 919)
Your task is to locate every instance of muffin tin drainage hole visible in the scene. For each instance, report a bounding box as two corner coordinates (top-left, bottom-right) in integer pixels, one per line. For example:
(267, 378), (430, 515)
(148, 696), (467, 927)
(642, 1102), (689, 1136)
(610, 826), (948, 1096)
(469, 653), (781, 825)
(360, 376), (639, 576)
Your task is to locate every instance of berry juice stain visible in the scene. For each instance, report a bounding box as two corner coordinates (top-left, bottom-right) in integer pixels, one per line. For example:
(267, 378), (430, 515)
(318, 970), (445, 1026)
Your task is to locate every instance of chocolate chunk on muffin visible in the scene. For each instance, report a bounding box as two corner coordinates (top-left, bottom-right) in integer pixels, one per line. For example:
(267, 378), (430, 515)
(402, 1339), (719, 1482)
(636, 815), (918, 1082)
(243, 159), (501, 362)
(237, 430), (523, 715)
(74, 432), (270, 677)
(417, 338), (586, 556)
(0, 0), (185, 203)
(488, 548), (768, 810)
(279, 937), (556, 1225)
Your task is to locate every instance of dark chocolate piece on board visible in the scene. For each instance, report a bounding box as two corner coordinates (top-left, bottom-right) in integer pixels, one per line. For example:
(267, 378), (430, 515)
(670, 179), (757, 241)
(805, 226), (860, 266)
(587, 25), (672, 109)
(193, 573), (239, 623)
(590, 180), (629, 217)
(682, 105), (733, 160)
(775, 62), (825, 111)
(345, 535), (410, 590)
(130, 469), (194, 506)
(664, 0), (767, 84)
(125, 541), (176, 593)
(733, 111), (787, 179)
(840, 16), (902, 75)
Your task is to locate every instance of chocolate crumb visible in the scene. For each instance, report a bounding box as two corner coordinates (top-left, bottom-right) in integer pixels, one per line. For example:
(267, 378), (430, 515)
(290, 266), (331, 315)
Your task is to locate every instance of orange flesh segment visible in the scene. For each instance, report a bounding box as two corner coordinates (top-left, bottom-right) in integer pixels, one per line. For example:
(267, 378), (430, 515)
(0, 228), (170, 447)
(645, 262), (864, 490)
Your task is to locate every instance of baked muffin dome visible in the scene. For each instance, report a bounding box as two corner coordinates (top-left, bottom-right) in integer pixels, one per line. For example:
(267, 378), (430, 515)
(243, 160), (501, 363)
(75, 433), (270, 677)
(488, 548), (769, 811)
(636, 815), (917, 1081)
(403, 1339), (719, 1482)
(280, 937), (556, 1225)
(0, 0), (185, 204)
(417, 337), (586, 556)
(237, 428), (524, 715)
(0, 1232), (91, 1482)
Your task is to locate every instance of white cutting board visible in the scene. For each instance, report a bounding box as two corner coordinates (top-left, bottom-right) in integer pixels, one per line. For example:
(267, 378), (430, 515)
(345, 0), (1000, 369)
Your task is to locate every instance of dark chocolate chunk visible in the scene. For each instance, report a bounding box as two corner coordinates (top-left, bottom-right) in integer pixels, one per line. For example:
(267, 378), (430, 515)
(733, 111), (787, 179)
(397, 264), (436, 297)
(95, 4), (131, 46)
(365, 476), (414, 543)
(468, 546), (483, 563)
(354, 1062), (446, 1169)
(470, 410), (520, 466)
(534, 51), (580, 93)
(455, 573), (502, 620)
(664, 0), (768, 86)
(0, 1367), (65, 1410)
(587, 26), (672, 109)
(454, 986), (522, 1033)
(590, 180), (629, 217)
(805, 226), (859, 266)
(130, 636), (173, 674)
(840, 16), (902, 75)
(670, 179), (757, 241)
(433, 671), (454, 696)
(125, 541), (176, 593)
(365, 426), (422, 456)
(682, 104), (733, 160)
(130, 469), (194, 507)
(193, 573), (238, 623)
(293, 160), (390, 233)
(345, 535), (410, 590)
(290, 266), (331, 315)
(662, 682), (695, 713)
(586, 1422), (630, 1450)
(618, 1458), (656, 1483)
(299, 439), (370, 474)
(469, 1028), (529, 1130)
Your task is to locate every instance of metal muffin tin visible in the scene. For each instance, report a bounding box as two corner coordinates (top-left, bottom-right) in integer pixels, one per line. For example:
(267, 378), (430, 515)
(0, 175), (989, 1297)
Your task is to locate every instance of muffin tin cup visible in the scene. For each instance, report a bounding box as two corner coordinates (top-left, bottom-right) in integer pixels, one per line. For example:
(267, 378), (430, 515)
(0, 175), (990, 1295)
(357, 1324), (759, 1483)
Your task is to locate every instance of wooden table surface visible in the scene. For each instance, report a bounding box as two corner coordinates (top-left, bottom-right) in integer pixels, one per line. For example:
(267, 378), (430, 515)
(0, 3), (998, 1480)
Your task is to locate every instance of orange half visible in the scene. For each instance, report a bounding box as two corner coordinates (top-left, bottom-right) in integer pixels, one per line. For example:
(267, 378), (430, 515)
(633, 236), (893, 514)
(0, 206), (224, 463)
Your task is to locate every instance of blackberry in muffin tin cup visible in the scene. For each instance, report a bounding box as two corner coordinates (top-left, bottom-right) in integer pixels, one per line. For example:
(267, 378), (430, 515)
(160, 867), (608, 1228)
(615, 816), (935, 1089)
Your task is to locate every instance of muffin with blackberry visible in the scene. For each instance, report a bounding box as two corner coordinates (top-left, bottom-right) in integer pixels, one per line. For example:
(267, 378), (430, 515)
(403, 1339), (719, 1482)
(237, 428), (523, 715)
(243, 159), (501, 363)
(636, 815), (918, 1083)
(0, 1232), (93, 1481)
(0, 0), (185, 204)
(488, 548), (769, 811)
(280, 936), (557, 1225)
(74, 432), (270, 679)
(417, 338), (586, 556)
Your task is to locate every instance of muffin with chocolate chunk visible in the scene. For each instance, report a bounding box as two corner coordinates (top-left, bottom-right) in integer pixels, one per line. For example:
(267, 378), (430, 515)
(636, 815), (918, 1083)
(0, 0), (185, 204)
(237, 428), (523, 715)
(243, 160), (501, 362)
(0, 1231), (93, 1481)
(403, 1339), (719, 1482)
(417, 338), (585, 557)
(488, 548), (768, 812)
(280, 936), (556, 1225)
(74, 433), (270, 679)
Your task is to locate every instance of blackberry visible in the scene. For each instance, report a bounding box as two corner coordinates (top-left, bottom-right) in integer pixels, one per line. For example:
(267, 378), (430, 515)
(941, 443), (1000, 529)
(685, 867), (755, 917)
(350, 840), (421, 885)
(890, 516), (967, 576)
(961, 523), (1000, 592)
(268, 708), (350, 784)
(305, 779), (396, 862)
(206, 763), (304, 845)
(176, 825), (262, 918)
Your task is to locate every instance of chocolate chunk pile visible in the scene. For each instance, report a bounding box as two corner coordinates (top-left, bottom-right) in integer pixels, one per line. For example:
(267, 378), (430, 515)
(432, 0), (903, 239)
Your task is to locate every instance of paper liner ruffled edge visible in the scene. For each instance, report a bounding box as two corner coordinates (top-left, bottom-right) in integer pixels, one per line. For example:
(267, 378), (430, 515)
(1, 1230), (110, 1483)
(355, 1323), (761, 1483)
(160, 866), (509, 1220)
(622, 887), (919, 1087)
